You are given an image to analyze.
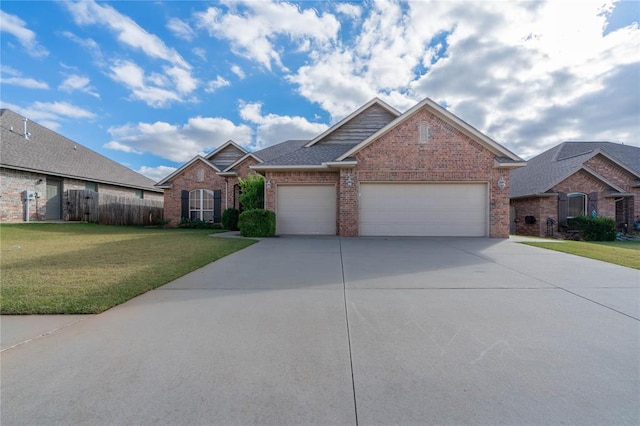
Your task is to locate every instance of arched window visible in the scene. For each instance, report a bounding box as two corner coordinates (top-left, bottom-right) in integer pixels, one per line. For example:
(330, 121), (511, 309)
(567, 193), (587, 218)
(189, 189), (214, 221)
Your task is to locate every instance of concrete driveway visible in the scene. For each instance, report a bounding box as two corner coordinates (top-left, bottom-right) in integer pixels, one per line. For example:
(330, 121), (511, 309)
(1, 236), (638, 425)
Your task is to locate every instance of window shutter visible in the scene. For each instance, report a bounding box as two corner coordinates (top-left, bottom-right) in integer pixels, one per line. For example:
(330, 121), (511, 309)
(558, 192), (568, 226)
(213, 190), (222, 223)
(588, 192), (598, 216)
(181, 190), (189, 219)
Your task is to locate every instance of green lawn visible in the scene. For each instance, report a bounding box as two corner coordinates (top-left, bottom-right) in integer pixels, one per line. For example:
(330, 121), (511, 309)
(521, 240), (640, 270)
(0, 223), (255, 314)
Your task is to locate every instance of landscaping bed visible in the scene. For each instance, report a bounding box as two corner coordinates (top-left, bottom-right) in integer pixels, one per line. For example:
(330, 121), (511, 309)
(0, 223), (255, 314)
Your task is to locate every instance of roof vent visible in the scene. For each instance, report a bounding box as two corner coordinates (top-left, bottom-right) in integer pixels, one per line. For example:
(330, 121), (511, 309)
(23, 118), (30, 140)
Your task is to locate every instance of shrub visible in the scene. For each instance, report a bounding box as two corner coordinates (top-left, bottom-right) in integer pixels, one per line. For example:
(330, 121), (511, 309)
(567, 216), (616, 241)
(178, 218), (222, 229)
(238, 174), (264, 210)
(222, 208), (240, 231)
(238, 209), (276, 237)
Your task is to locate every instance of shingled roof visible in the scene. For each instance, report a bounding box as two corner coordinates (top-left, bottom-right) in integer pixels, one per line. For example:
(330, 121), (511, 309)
(0, 109), (161, 192)
(510, 141), (640, 198)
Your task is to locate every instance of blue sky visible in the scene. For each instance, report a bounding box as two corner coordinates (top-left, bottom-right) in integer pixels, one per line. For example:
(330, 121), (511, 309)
(1, 0), (639, 182)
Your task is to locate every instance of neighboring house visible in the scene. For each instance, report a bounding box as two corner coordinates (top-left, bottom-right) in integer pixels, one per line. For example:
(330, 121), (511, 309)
(0, 109), (163, 222)
(510, 141), (640, 237)
(160, 97), (524, 237)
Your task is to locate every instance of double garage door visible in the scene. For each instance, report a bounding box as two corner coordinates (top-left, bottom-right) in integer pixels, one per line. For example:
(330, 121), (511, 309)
(275, 183), (488, 236)
(360, 183), (488, 237)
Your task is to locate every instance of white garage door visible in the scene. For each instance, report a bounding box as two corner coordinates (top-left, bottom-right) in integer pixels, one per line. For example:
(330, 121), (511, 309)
(276, 185), (336, 235)
(360, 183), (488, 236)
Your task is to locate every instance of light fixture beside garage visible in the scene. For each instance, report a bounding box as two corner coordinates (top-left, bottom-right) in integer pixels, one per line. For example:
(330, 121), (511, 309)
(497, 176), (506, 190)
(266, 179), (272, 189)
(345, 174), (353, 187)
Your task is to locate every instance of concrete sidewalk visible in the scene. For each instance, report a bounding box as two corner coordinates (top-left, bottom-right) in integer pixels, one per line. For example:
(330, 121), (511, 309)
(1, 236), (638, 425)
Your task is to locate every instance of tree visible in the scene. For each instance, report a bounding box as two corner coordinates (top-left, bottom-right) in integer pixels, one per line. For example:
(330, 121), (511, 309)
(238, 174), (264, 210)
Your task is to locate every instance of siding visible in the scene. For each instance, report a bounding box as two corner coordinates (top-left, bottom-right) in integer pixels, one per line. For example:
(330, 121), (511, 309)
(317, 104), (397, 145)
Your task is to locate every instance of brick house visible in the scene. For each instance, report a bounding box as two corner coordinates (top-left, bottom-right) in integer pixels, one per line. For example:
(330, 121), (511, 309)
(509, 142), (640, 237)
(160, 97), (524, 237)
(0, 109), (163, 222)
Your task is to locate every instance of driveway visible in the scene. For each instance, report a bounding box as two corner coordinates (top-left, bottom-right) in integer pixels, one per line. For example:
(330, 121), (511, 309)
(1, 236), (638, 425)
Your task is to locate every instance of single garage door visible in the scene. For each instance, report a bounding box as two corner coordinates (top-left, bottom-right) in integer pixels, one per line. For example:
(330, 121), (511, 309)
(276, 185), (336, 235)
(359, 183), (488, 236)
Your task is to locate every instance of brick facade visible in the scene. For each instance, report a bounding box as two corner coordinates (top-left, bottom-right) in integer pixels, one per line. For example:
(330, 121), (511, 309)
(260, 106), (512, 237)
(1, 168), (163, 222)
(163, 157), (261, 227)
(510, 154), (637, 237)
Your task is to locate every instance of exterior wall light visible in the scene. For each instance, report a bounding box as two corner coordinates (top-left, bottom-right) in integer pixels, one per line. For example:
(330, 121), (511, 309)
(266, 180), (272, 189)
(497, 176), (506, 190)
(345, 175), (353, 187)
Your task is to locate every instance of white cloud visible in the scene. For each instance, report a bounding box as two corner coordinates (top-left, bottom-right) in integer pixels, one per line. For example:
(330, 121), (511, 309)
(106, 117), (253, 162)
(137, 165), (177, 182)
(239, 101), (328, 148)
(64, 0), (197, 107)
(167, 17), (196, 42)
(335, 3), (361, 19)
(61, 31), (105, 65)
(0, 66), (49, 89)
(195, 1), (340, 70)
(280, 0), (640, 153)
(0, 10), (49, 57)
(109, 60), (189, 107)
(64, 0), (190, 69)
(103, 141), (141, 154)
(231, 64), (245, 79)
(205, 76), (230, 93)
(192, 47), (207, 61)
(58, 74), (100, 98)
(0, 101), (95, 130)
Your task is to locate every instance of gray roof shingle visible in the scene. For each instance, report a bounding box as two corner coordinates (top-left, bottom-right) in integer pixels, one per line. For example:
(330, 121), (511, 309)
(510, 141), (640, 198)
(0, 109), (161, 192)
(257, 144), (354, 166)
(253, 140), (309, 162)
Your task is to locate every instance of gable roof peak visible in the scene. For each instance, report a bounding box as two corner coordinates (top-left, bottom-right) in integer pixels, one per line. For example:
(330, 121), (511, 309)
(205, 139), (248, 160)
(304, 97), (401, 147)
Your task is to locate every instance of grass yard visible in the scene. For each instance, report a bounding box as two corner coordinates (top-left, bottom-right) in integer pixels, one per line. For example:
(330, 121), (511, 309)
(521, 240), (640, 270)
(0, 224), (255, 314)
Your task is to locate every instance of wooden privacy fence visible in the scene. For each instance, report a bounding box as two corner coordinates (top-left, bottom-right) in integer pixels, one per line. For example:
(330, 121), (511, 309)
(67, 190), (164, 226)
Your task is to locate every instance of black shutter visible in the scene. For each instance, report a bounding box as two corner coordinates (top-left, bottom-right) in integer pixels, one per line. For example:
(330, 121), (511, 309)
(588, 192), (598, 216)
(213, 190), (222, 223)
(181, 190), (189, 219)
(558, 192), (568, 227)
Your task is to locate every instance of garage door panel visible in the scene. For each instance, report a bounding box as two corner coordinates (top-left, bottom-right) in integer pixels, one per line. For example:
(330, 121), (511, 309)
(277, 185), (336, 235)
(360, 183), (487, 237)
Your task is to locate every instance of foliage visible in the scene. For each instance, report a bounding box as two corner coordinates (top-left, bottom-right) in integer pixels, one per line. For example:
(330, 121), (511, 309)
(567, 216), (616, 241)
(178, 218), (222, 229)
(238, 174), (264, 210)
(153, 218), (172, 227)
(222, 208), (240, 231)
(238, 209), (276, 237)
(521, 240), (640, 270)
(0, 223), (255, 314)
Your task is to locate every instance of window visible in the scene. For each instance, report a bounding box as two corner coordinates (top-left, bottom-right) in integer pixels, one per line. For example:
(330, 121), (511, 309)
(85, 182), (97, 192)
(189, 189), (214, 221)
(134, 190), (143, 199)
(567, 193), (587, 218)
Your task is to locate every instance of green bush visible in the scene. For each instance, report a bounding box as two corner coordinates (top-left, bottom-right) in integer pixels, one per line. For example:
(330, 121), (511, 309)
(567, 216), (616, 241)
(238, 174), (264, 210)
(178, 218), (222, 229)
(238, 209), (276, 237)
(222, 208), (240, 231)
